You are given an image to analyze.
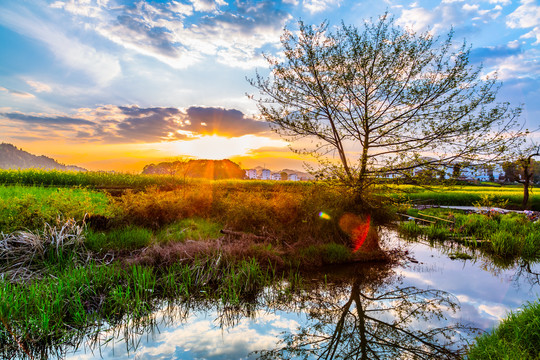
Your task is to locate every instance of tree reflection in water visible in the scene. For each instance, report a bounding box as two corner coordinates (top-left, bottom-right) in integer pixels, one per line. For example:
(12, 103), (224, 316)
(257, 262), (478, 360)
(3, 255), (493, 359)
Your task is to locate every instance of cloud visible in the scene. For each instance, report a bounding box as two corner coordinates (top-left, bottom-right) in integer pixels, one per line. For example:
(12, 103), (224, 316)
(1, 112), (95, 125)
(0, 87), (35, 98)
(185, 106), (269, 137)
(190, 0), (225, 12)
(303, 0), (342, 14)
(0, 4), (121, 85)
(397, 1), (504, 34)
(506, 0), (540, 45)
(26, 80), (53, 93)
(482, 48), (540, 80)
(51, 0), (291, 69)
(0, 105), (270, 144)
(506, 0), (540, 29)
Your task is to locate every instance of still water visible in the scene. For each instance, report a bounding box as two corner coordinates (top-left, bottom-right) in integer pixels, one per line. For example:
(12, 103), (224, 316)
(63, 229), (540, 359)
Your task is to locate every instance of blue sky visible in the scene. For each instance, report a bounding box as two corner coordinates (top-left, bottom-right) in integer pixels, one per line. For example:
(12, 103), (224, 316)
(1, 0), (539, 171)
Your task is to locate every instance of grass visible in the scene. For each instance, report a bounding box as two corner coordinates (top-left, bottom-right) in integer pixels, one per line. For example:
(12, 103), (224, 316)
(388, 184), (539, 210)
(6, 171), (540, 356)
(0, 256), (282, 358)
(467, 300), (540, 359)
(0, 168), (185, 189)
(156, 218), (222, 243)
(0, 185), (113, 232)
(85, 226), (153, 251)
(397, 209), (540, 260)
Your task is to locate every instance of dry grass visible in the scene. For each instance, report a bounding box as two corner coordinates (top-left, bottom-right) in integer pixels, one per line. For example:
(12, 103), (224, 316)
(0, 218), (110, 282)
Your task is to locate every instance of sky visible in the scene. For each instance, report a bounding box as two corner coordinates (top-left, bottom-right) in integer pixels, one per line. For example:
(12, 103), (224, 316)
(1, 0), (539, 172)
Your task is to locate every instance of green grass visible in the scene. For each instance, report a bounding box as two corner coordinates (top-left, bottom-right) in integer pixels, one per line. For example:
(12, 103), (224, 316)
(398, 209), (540, 260)
(156, 218), (222, 243)
(0, 185), (113, 232)
(85, 226), (153, 251)
(296, 243), (352, 266)
(468, 300), (540, 359)
(388, 184), (539, 210)
(0, 255), (285, 358)
(0, 169), (187, 189)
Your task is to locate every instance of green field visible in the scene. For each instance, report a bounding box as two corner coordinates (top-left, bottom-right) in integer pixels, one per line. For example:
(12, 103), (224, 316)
(388, 184), (539, 210)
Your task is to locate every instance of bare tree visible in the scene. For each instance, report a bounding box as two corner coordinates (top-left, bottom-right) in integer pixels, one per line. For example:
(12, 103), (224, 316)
(250, 14), (524, 195)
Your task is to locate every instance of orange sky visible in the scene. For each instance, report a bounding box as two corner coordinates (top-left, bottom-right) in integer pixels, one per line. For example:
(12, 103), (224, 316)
(14, 136), (313, 173)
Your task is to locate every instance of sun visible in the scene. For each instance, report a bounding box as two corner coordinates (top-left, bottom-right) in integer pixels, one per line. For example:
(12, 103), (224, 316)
(146, 134), (287, 160)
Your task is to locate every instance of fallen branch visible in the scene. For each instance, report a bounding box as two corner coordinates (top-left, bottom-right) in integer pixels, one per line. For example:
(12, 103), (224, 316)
(397, 213), (436, 224)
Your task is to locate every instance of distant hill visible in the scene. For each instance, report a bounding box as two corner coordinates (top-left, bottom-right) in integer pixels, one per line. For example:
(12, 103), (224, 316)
(0, 143), (86, 171)
(142, 159), (245, 180)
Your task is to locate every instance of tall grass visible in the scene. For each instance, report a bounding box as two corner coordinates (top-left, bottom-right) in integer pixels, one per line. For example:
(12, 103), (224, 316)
(0, 253), (282, 358)
(85, 226), (153, 251)
(468, 300), (540, 359)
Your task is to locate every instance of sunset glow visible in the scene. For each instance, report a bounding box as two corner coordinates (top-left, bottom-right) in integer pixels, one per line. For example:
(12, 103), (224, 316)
(0, 0), (538, 172)
(145, 135), (288, 160)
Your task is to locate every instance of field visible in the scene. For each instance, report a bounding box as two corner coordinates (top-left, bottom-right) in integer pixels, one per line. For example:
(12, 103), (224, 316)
(1, 169), (539, 358)
(387, 184), (540, 210)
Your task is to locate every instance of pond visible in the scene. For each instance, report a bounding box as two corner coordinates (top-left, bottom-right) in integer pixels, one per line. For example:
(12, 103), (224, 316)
(53, 229), (540, 359)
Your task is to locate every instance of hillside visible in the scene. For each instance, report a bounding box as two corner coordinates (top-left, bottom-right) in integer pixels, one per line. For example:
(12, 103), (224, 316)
(142, 159), (245, 180)
(0, 143), (86, 171)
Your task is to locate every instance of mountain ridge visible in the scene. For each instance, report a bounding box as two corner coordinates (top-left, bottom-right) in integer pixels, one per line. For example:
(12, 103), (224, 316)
(0, 143), (86, 172)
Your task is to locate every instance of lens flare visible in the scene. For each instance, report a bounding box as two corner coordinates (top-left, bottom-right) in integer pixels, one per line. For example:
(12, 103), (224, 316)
(338, 213), (371, 252)
(319, 211), (331, 220)
(351, 214), (371, 252)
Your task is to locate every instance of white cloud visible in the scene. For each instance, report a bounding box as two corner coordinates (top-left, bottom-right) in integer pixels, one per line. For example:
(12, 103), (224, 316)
(26, 80), (53, 93)
(303, 0), (342, 14)
(190, 0), (223, 12)
(507, 0), (540, 29)
(0, 5), (121, 86)
(522, 27), (540, 45)
(506, 0), (540, 45)
(478, 304), (509, 320)
(397, 1), (504, 33)
(51, 0), (290, 69)
(489, 0), (511, 5)
(50, 0), (104, 18)
(484, 48), (540, 80)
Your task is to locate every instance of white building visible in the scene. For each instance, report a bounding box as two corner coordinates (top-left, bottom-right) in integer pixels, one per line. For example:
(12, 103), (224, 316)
(271, 172), (281, 180)
(246, 169), (258, 179)
(288, 173), (299, 181)
(261, 169), (271, 180)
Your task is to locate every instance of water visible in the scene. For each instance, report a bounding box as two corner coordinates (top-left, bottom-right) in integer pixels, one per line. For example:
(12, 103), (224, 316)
(57, 229), (540, 359)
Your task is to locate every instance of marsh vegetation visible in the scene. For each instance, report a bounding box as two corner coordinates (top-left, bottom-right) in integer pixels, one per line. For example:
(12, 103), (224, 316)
(1, 169), (540, 358)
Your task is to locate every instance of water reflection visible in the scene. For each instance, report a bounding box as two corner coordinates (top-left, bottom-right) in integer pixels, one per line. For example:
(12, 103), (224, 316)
(5, 228), (540, 359)
(257, 263), (477, 360)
